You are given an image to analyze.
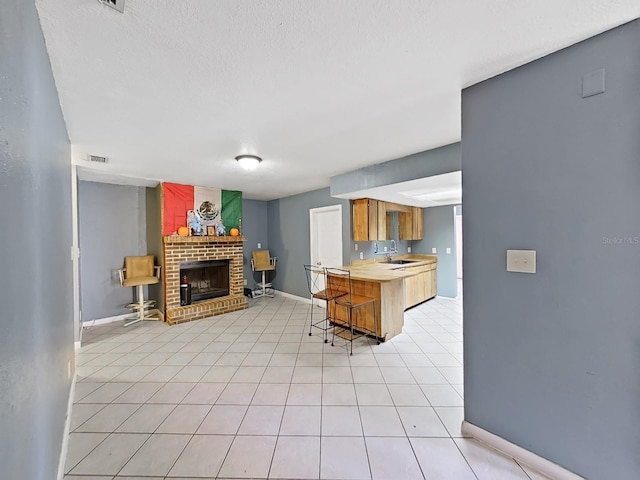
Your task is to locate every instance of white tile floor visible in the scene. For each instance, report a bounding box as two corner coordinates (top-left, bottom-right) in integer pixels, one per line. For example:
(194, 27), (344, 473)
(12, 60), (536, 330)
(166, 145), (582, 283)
(65, 287), (550, 479)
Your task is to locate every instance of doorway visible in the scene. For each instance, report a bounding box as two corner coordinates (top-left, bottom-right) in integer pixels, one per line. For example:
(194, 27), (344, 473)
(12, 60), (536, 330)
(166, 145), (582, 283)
(455, 205), (463, 279)
(309, 205), (343, 305)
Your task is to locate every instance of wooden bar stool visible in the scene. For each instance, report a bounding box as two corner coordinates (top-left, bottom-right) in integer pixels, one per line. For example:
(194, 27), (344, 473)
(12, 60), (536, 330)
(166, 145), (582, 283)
(303, 264), (344, 343)
(326, 267), (380, 355)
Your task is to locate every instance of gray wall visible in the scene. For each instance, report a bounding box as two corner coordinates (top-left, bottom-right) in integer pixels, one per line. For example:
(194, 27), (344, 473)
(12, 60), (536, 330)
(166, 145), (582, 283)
(267, 188), (350, 298)
(78, 181), (147, 321)
(413, 205), (458, 298)
(242, 199), (269, 287)
(330, 142), (460, 196)
(462, 19), (640, 479)
(146, 186), (162, 308)
(0, 1), (74, 478)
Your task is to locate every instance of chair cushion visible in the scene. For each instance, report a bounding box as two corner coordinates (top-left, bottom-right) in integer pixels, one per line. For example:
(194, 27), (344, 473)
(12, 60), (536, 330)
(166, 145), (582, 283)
(253, 250), (275, 271)
(125, 255), (155, 279)
(123, 276), (159, 287)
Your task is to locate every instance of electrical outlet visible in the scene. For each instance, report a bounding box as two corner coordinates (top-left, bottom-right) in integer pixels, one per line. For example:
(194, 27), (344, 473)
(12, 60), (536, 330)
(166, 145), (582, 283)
(407, 247), (411, 253)
(257, 243), (261, 249)
(431, 247), (437, 254)
(359, 252), (364, 260)
(354, 244), (358, 251)
(446, 247), (451, 254)
(243, 279), (247, 286)
(383, 246), (388, 252)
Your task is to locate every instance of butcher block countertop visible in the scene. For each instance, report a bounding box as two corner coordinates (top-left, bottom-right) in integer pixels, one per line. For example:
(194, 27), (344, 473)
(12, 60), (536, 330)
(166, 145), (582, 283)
(344, 254), (438, 282)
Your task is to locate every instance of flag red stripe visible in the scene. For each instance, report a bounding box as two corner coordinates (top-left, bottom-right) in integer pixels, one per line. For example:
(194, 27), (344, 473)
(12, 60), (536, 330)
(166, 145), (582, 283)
(162, 182), (194, 235)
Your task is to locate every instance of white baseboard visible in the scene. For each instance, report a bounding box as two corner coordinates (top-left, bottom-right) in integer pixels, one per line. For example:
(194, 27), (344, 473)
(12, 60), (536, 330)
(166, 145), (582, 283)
(81, 309), (164, 329)
(274, 290), (312, 304)
(461, 421), (584, 480)
(57, 371), (77, 480)
(83, 313), (133, 327)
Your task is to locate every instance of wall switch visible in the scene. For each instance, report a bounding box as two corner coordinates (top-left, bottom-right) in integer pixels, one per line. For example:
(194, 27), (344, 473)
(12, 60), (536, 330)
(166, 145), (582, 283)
(354, 244), (358, 251)
(407, 247), (411, 253)
(383, 246), (388, 252)
(243, 279), (247, 286)
(431, 247), (437, 254)
(359, 252), (364, 260)
(446, 247), (451, 254)
(257, 242), (261, 249)
(507, 249), (537, 274)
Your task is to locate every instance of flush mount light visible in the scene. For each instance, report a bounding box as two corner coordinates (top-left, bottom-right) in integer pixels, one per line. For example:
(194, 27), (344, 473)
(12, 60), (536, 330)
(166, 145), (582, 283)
(235, 154), (262, 171)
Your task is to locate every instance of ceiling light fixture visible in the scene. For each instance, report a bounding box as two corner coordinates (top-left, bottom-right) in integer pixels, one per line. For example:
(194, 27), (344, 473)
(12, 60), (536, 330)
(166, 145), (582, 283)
(235, 154), (262, 171)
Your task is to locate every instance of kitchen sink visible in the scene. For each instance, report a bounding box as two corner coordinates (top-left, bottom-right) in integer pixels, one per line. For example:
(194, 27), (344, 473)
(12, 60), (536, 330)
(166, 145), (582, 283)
(387, 259), (418, 265)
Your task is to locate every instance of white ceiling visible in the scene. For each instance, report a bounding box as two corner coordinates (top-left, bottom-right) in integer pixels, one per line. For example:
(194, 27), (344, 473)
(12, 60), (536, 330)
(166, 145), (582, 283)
(37, 0), (640, 200)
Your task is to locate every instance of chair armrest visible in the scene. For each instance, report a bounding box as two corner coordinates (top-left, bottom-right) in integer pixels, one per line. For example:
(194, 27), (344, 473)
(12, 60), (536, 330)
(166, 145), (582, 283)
(117, 268), (126, 286)
(154, 266), (161, 280)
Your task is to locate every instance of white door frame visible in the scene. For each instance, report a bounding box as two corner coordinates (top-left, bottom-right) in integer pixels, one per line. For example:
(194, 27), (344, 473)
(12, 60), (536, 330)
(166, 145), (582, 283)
(455, 208), (463, 279)
(309, 204), (343, 267)
(309, 205), (343, 306)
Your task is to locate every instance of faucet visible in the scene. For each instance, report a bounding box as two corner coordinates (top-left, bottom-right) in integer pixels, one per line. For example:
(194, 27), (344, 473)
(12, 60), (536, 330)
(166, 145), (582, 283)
(387, 240), (398, 261)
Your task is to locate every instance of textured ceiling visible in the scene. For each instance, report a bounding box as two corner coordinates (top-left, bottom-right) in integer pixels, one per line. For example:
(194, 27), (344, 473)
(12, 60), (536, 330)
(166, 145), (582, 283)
(36, 0), (640, 200)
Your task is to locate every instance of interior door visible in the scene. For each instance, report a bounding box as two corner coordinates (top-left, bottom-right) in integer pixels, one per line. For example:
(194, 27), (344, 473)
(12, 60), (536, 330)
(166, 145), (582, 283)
(310, 205), (343, 304)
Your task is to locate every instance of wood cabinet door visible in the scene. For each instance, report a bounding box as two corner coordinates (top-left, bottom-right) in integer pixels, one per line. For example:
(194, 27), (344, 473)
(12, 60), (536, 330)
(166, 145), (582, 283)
(412, 207), (424, 240)
(429, 268), (437, 297)
(376, 201), (387, 240)
(367, 199), (378, 240)
(398, 212), (412, 240)
(352, 199), (369, 241)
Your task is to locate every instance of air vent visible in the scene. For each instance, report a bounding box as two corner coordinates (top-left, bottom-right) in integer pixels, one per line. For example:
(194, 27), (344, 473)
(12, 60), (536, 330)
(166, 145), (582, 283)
(87, 155), (109, 164)
(98, 0), (125, 13)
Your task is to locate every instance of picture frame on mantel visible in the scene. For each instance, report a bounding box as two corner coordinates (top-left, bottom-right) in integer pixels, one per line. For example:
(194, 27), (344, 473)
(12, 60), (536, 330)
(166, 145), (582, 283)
(206, 225), (216, 236)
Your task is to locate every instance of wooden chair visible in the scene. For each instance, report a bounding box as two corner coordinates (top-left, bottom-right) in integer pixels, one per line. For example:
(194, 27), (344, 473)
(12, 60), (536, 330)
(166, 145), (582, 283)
(251, 250), (277, 298)
(325, 267), (379, 355)
(118, 255), (161, 327)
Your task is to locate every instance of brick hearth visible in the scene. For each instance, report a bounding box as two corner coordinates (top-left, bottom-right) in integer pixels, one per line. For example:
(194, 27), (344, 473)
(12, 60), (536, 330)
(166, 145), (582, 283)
(163, 235), (246, 325)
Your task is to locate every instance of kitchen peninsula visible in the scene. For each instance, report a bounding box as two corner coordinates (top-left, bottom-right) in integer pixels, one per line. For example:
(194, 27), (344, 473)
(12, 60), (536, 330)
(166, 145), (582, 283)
(330, 254), (437, 341)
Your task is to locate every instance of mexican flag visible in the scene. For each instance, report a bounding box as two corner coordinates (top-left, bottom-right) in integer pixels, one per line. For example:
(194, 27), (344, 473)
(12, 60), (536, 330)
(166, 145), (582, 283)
(162, 182), (242, 235)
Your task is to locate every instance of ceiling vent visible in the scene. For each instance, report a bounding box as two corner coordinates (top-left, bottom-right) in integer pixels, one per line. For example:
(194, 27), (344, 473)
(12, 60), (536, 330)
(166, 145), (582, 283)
(98, 0), (125, 13)
(86, 154), (109, 164)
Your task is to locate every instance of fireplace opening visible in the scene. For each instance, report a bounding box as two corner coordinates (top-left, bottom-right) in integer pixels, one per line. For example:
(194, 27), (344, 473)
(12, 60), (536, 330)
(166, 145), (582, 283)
(180, 260), (230, 302)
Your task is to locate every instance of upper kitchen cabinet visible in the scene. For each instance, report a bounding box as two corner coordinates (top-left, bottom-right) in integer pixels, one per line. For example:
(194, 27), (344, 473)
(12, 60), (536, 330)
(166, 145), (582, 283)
(352, 199), (423, 241)
(399, 207), (423, 240)
(352, 198), (379, 241)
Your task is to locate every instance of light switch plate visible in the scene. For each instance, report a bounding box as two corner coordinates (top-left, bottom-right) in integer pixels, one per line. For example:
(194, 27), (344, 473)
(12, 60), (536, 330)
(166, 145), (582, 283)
(431, 248), (437, 254)
(507, 249), (536, 274)
(408, 247), (411, 253)
(446, 247), (451, 254)
(359, 252), (364, 260)
(257, 243), (261, 249)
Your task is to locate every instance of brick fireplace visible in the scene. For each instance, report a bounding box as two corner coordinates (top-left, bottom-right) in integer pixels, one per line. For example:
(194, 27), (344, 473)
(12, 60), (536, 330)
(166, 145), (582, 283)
(163, 235), (246, 324)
